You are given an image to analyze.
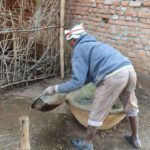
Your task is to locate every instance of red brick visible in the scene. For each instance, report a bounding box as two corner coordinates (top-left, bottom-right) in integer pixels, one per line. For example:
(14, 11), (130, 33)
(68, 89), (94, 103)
(113, 1), (120, 6)
(139, 50), (146, 58)
(132, 18), (138, 22)
(103, 0), (113, 5)
(97, 4), (104, 9)
(108, 19), (114, 24)
(90, 0), (95, 2)
(103, 5), (109, 9)
(128, 52), (136, 58)
(98, 14), (109, 19)
(101, 8), (109, 13)
(138, 23), (150, 29)
(139, 18), (146, 23)
(130, 37), (141, 44)
(128, 32), (137, 37)
(125, 16), (132, 21)
(94, 8), (100, 13)
(110, 6), (115, 9)
(114, 20), (126, 25)
(90, 21), (99, 26)
(126, 21), (137, 27)
(121, 1), (129, 7)
(138, 28), (150, 34)
(146, 19), (150, 24)
(115, 6), (121, 11)
(116, 29), (124, 34)
(129, 1), (142, 7)
(109, 9), (116, 15)
(139, 38), (149, 45)
(135, 44), (144, 50)
(81, 15), (87, 20)
(82, 7), (89, 11)
(92, 17), (101, 22)
(81, 2), (91, 7)
(140, 34), (150, 39)
(116, 10), (125, 15)
(143, 2), (150, 7)
(119, 16), (125, 20)
(126, 8), (138, 17)
(95, 0), (99, 3)
(88, 7), (92, 12)
(138, 11), (150, 18)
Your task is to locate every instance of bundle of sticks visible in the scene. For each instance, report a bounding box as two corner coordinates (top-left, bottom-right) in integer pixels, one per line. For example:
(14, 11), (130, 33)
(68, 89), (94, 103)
(0, 0), (60, 90)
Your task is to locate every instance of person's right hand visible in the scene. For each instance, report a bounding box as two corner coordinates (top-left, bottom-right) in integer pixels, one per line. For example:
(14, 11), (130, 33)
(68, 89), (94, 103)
(43, 86), (55, 95)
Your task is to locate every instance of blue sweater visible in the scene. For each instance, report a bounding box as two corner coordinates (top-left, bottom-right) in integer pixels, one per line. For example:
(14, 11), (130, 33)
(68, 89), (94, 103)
(57, 34), (132, 93)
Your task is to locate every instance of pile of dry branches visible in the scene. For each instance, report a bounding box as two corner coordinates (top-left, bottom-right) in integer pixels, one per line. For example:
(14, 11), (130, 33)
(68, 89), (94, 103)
(0, 0), (61, 90)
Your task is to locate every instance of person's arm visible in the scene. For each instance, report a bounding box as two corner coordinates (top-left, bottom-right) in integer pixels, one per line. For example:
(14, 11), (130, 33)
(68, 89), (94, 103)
(55, 46), (89, 93)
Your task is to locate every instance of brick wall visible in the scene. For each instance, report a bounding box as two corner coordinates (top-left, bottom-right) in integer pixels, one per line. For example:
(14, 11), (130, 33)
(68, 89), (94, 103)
(66, 0), (150, 75)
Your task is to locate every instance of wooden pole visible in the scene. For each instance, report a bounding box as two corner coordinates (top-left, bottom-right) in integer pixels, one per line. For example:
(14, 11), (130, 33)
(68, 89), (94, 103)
(19, 116), (30, 150)
(60, 0), (65, 78)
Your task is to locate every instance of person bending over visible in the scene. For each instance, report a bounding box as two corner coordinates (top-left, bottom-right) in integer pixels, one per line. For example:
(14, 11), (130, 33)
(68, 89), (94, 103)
(44, 24), (142, 150)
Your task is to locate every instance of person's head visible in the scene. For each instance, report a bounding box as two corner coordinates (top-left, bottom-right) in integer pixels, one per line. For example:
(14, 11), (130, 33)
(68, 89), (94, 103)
(64, 23), (86, 48)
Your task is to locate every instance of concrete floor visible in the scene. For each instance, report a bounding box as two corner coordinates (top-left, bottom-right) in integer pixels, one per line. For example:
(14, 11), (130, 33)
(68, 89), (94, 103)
(0, 76), (150, 150)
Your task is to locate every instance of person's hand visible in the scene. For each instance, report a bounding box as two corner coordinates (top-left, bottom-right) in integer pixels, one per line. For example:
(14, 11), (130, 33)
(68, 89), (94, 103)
(43, 86), (55, 95)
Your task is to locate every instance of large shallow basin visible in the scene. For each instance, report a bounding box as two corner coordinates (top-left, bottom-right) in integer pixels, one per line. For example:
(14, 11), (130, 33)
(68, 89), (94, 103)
(66, 83), (126, 130)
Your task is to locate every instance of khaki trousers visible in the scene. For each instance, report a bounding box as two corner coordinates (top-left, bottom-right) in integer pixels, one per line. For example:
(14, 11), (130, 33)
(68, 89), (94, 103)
(88, 67), (139, 127)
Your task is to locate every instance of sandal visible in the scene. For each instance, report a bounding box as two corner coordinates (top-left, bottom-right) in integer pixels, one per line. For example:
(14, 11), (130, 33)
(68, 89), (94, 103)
(71, 138), (94, 150)
(125, 135), (142, 149)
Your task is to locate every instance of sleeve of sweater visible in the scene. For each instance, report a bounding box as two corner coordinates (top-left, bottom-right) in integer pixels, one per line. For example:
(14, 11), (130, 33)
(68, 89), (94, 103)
(56, 45), (89, 93)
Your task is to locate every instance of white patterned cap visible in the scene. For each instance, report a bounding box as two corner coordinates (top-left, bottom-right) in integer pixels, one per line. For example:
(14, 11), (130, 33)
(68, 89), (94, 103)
(64, 23), (86, 41)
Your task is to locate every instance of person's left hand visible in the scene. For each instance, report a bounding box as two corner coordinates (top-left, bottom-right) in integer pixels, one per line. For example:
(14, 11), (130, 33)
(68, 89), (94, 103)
(43, 86), (55, 95)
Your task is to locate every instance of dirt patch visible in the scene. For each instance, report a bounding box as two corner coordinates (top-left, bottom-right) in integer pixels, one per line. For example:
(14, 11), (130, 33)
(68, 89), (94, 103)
(0, 77), (150, 150)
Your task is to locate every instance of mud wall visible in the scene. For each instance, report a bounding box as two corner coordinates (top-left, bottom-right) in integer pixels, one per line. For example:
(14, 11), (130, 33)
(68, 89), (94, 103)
(5, 0), (35, 21)
(66, 0), (150, 75)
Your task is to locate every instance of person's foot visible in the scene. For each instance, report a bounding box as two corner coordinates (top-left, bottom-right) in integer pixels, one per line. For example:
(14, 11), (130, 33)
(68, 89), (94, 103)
(125, 135), (142, 149)
(71, 138), (94, 150)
